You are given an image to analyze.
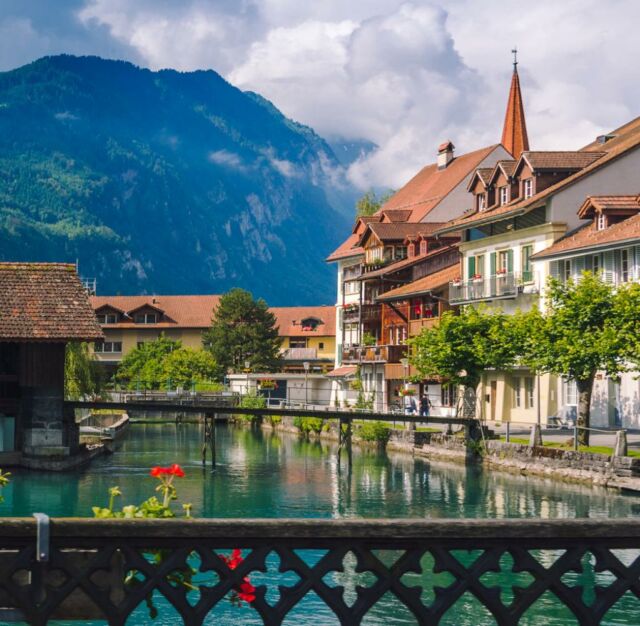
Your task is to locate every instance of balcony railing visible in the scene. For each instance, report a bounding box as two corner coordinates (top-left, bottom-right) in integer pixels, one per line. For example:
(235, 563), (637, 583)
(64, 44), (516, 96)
(449, 272), (536, 304)
(2, 517), (640, 625)
(342, 344), (407, 363)
(342, 303), (382, 323)
(281, 348), (318, 361)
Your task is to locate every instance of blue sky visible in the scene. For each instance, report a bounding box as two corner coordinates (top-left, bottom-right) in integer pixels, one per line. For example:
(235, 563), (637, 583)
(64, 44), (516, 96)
(1, 0), (637, 189)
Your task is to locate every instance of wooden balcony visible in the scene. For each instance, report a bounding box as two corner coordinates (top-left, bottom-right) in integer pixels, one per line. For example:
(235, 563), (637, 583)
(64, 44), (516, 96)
(342, 303), (382, 323)
(342, 344), (407, 363)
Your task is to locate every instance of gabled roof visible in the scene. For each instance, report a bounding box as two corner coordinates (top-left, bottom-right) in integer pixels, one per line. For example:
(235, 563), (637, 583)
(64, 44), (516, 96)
(269, 306), (336, 337)
(488, 160), (517, 186)
(532, 211), (640, 260)
(501, 66), (529, 159)
(381, 209), (412, 222)
(467, 168), (495, 191)
(377, 264), (460, 301)
(358, 244), (459, 280)
(437, 116), (640, 234)
(577, 195), (640, 219)
(127, 302), (165, 317)
(0, 263), (103, 342)
(359, 222), (447, 247)
(515, 151), (605, 175)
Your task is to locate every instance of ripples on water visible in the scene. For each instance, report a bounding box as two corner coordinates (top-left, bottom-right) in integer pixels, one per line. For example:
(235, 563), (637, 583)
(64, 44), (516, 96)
(4, 423), (640, 624)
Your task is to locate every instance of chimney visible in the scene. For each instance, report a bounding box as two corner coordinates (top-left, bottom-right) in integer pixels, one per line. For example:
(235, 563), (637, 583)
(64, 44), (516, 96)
(437, 141), (455, 170)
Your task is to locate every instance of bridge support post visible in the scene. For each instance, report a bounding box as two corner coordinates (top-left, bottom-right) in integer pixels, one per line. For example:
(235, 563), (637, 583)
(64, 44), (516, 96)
(202, 412), (216, 469)
(337, 417), (353, 470)
(211, 414), (216, 469)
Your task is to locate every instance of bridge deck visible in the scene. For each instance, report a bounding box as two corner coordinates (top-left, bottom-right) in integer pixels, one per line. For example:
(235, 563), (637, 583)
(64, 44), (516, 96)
(65, 400), (475, 425)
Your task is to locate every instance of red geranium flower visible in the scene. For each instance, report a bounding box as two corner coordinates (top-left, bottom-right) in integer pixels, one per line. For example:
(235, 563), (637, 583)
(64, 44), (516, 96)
(238, 580), (256, 603)
(169, 464), (185, 477)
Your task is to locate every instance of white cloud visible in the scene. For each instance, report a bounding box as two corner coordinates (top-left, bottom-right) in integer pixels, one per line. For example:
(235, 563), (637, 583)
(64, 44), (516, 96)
(3, 0), (640, 190)
(208, 149), (244, 169)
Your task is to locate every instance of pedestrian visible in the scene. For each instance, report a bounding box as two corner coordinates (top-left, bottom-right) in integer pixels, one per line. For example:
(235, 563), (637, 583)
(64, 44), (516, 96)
(420, 394), (431, 417)
(404, 393), (417, 415)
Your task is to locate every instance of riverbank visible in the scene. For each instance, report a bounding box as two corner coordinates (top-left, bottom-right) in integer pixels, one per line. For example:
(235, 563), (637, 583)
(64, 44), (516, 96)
(257, 416), (640, 492)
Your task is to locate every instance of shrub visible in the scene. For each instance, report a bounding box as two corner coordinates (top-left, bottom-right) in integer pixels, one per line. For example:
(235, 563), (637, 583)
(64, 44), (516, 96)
(235, 392), (266, 423)
(357, 421), (390, 445)
(293, 416), (324, 436)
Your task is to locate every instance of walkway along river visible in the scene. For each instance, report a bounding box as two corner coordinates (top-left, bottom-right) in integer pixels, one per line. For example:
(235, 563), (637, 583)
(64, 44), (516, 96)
(3, 423), (640, 624)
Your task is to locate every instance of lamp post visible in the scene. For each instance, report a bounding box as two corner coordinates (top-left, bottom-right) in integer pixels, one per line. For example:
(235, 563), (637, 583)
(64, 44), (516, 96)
(244, 359), (251, 396)
(303, 361), (310, 407)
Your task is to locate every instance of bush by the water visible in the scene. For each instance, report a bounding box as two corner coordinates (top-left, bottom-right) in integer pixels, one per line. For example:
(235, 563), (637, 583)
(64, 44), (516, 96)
(357, 421), (391, 444)
(293, 416), (324, 436)
(235, 393), (266, 424)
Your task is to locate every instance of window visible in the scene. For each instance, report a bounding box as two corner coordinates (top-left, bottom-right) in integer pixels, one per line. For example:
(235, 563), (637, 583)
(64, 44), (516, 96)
(134, 313), (157, 324)
(512, 377), (521, 409)
(477, 194), (486, 211)
(523, 178), (534, 199)
(565, 379), (578, 405)
(96, 313), (118, 324)
(290, 338), (307, 349)
(498, 249), (513, 274)
(592, 254), (600, 275)
(597, 213), (607, 231)
(301, 318), (319, 331)
(525, 377), (535, 409)
(319, 342), (324, 350)
(441, 385), (456, 407)
(621, 248), (630, 282)
(419, 240), (428, 255)
(94, 341), (122, 353)
(137, 342), (145, 349)
(521, 245), (533, 282)
(395, 246), (407, 260)
(564, 259), (572, 282)
(499, 186), (509, 206)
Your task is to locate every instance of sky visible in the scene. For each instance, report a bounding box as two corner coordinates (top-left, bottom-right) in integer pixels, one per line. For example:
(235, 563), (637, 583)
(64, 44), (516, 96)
(1, 0), (638, 190)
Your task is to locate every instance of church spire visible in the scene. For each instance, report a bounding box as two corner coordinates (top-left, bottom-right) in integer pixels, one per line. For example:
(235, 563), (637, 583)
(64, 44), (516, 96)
(501, 47), (530, 159)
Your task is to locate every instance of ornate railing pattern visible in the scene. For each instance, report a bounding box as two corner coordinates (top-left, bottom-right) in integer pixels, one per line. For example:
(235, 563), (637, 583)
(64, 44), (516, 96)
(1, 518), (640, 625)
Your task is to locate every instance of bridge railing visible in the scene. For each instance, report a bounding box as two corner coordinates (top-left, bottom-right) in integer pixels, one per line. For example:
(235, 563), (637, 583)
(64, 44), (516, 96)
(1, 517), (639, 625)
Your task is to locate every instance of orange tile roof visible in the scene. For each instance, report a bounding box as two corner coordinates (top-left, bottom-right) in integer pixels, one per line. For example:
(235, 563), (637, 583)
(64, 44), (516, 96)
(438, 116), (640, 234)
(501, 67), (529, 159)
(326, 365), (357, 378)
(377, 264), (460, 301)
(467, 167), (495, 190)
(521, 151), (605, 172)
(358, 244), (459, 280)
(91, 295), (336, 338)
(1, 263), (103, 342)
(269, 306), (336, 337)
(532, 211), (640, 260)
(379, 144), (502, 222)
(325, 233), (364, 262)
(361, 222), (448, 246)
(381, 209), (412, 222)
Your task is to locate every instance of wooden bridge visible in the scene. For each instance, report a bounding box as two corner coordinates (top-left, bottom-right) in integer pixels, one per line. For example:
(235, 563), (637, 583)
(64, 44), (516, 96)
(65, 399), (479, 470)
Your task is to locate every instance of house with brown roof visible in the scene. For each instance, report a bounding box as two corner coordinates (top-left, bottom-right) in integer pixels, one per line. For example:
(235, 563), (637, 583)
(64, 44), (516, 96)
(434, 106), (640, 425)
(0, 263), (103, 467)
(89, 295), (336, 378)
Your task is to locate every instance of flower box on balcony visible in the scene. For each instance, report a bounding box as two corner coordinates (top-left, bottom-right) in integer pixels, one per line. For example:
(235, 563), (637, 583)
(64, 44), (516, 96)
(496, 269), (507, 276)
(258, 379), (277, 390)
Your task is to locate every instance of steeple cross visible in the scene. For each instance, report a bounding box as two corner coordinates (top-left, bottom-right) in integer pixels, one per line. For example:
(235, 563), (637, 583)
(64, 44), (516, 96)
(512, 47), (518, 68)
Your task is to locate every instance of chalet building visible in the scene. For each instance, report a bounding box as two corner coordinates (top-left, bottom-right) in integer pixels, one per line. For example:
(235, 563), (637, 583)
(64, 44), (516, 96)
(435, 82), (640, 425)
(327, 59), (526, 410)
(532, 195), (640, 427)
(89, 295), (335, 377)
(0, 263), (102, 467)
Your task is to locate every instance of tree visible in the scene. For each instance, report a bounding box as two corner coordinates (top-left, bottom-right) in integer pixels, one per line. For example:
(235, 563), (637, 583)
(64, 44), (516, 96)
(355, 189), (394, 218)
(116, 335), (181, 389)
(409, 306), (523, 416)
(162, 347), (223, 389)
(520, 273), (640, 445)
(204, 288), (282, 373)
(65, 342), (104, 400)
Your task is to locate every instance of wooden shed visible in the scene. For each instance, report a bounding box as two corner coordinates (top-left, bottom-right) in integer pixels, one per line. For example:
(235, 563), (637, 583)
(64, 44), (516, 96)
(0, 263), (103, 465)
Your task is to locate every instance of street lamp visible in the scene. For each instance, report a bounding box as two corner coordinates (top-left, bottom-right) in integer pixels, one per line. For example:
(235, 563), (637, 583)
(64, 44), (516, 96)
(303, 361), (310, 406)
(400, 357), (409, 386)
(244, 359), (251, 396)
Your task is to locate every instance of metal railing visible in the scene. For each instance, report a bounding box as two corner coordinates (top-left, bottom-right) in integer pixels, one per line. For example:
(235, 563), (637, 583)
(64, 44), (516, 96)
(449, 272), (529, 303)
(2, 517), (640, 625)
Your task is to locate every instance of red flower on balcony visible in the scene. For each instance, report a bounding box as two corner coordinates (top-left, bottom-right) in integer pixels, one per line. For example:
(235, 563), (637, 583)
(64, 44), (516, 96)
(220, 549), (257, 605)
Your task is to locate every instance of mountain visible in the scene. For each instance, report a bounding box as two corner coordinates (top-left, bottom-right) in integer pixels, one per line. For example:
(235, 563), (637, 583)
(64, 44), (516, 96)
(0, 55), (357, 304)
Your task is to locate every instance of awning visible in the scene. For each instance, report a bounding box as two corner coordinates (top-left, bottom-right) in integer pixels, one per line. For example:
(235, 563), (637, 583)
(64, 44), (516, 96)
(325, 366), (357, 378)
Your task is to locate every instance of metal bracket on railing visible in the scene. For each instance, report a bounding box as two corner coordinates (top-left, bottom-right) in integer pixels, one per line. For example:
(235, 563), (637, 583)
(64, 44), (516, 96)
(33, 513), (50, 562)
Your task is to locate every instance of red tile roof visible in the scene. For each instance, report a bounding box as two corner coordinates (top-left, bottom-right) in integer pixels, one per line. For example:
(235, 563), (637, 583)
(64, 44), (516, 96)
(577, 194), (640, 218)
(501, 67), (529, 159)
(438, 116), (640, 234)
(269, 306), (336, 337)
(361, 222), (448, 246)
(381, 209), (412, 222)
(90, 295), (335, 338)
(520, 151), (605, 172)
(532, 211), (640, 260)
(326, 365), (357, 378)
(377, 264), (460, 301)
(325, 233), (364, 262)
(0, 263), (103, 342)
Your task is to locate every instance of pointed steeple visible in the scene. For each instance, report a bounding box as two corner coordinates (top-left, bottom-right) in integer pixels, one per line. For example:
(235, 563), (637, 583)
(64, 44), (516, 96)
(501, 48), (529, 159)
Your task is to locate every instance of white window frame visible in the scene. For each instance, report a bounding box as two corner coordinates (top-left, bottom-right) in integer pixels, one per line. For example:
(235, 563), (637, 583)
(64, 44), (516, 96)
(513, 377), (521, 409)
(134, 313), (158, 324)
(523, 178), (534, 199)
(96, 313), (118, 324)
(597, 213), (607, 231)
(565, 379), (578, 406)
(621, 248), (630, 282)
(500, 186), (509, 206)
(525, 377), (535, 409)
(478, 194), (486, 211)
(94, 341), (122, 354)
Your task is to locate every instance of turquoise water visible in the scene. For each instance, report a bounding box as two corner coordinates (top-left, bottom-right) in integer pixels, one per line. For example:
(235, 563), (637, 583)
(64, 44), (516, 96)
(3, 423), (640, 624)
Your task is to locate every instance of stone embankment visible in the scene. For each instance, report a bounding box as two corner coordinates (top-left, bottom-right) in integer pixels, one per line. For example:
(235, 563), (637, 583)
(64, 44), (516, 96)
(257, 416), (640, 492)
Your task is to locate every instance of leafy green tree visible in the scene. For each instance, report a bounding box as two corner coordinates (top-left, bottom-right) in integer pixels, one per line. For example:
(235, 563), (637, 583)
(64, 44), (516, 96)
(65, 342), (104, 399)
(409, 306), (523, 416)
(520, 273), (640, 445)
(116, 335), (181, 389)
(162, 347), (222, 388)
(355, 189), (394, 217)
(204, 288), (282, 373)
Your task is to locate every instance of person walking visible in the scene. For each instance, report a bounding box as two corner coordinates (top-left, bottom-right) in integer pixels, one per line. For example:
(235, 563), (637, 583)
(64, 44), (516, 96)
(404, 393), (417, 415)
(420, 394), (431, 418)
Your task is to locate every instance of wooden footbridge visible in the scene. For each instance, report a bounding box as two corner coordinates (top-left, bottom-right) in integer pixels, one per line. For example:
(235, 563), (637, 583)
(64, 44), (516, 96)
(65, 398), (479, 470)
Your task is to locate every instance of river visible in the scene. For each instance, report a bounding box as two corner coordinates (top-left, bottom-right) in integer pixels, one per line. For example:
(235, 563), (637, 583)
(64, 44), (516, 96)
(3, 423), (640, 624)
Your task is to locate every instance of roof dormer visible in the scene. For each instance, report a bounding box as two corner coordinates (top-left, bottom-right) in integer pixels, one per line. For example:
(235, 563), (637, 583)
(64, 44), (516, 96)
(127, 303), (164, 324)
(577, 195), (640, 230)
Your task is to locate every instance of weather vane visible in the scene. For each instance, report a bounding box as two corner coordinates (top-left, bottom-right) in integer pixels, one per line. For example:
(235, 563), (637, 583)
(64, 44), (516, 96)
(512, 47), (518, 68)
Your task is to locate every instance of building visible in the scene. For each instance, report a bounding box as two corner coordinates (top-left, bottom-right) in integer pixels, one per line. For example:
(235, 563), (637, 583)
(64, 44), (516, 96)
(0, 263), (103, 466)
(532, 195), (640, 427)
(89, 295), (335, 377)
(435, 64), (640, 424)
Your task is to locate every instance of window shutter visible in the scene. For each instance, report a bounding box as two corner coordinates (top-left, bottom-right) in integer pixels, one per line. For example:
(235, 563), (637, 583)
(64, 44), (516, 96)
(490, 252), (496, 276)
(603, 250), (615, 284)
(468, 256), (476, 279)
(507, 249), (514, 273)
